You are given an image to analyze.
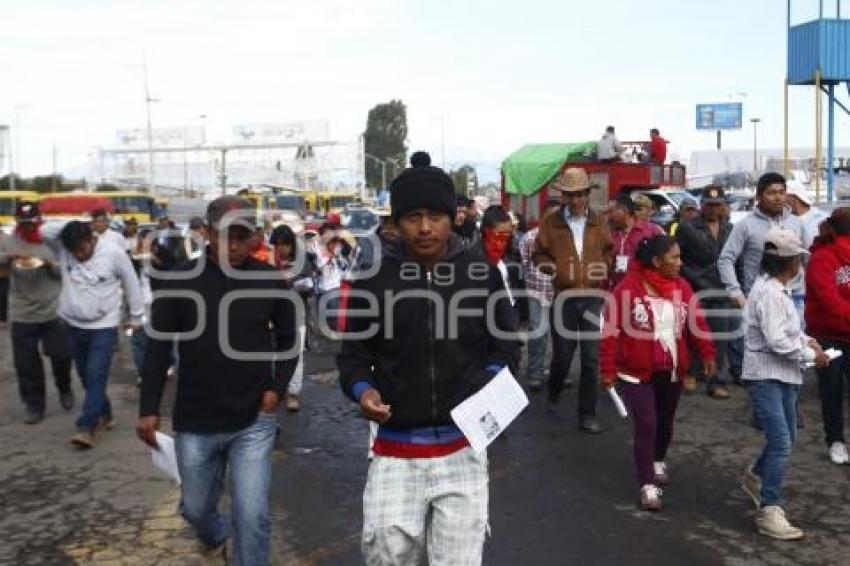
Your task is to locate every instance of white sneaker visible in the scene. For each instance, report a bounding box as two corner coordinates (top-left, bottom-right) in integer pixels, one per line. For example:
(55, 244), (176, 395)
(755, 506), (804, 540)
(653, 461), (669, 485)
(741, 464), (761, 509)
(640, 484), (663, 511)
(828, 442), (850, 465)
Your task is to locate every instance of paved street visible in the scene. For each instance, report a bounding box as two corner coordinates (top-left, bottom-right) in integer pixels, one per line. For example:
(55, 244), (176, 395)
(1, 324), (849, 565)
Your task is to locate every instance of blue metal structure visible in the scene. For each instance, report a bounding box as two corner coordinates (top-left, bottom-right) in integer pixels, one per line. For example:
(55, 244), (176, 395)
(787, 0), (850, 200)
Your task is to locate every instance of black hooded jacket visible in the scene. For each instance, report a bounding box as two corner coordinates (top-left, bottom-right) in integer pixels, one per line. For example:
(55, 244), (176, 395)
(337, 235), (519, 430)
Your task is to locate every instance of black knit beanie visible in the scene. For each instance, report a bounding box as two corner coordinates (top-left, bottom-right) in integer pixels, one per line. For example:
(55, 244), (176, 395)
(390, 165), (457, 222)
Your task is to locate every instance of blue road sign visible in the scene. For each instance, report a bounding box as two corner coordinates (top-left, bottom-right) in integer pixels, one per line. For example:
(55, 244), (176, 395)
(695, 103), (743, 130)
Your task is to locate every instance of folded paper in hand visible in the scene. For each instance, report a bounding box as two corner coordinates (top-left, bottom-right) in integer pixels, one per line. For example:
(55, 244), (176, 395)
(150, 432), (181, 484)
(804, 348), (842, 368)
(450, 367), (529, 453)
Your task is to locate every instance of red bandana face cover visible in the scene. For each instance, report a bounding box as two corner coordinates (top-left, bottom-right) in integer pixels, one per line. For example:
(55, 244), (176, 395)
(482, 228), (511, 264)
(15, 221), (43, 244)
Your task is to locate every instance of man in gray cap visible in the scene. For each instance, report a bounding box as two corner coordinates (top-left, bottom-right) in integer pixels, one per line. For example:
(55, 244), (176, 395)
(137, 195), (299, 565)
(676, 185), (734, 398)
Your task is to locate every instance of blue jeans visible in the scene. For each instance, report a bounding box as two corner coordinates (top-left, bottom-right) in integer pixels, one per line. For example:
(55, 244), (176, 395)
(67, 326), (117, 430)
(525, 297), (548, 385)
(175, 413), (278, 566)
(748, 380), (800, 506)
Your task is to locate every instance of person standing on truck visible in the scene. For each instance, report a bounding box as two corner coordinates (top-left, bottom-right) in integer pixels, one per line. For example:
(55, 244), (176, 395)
(533, 167), (613, 433)
(648, 128), (668, 165)
(597, 125), (624, 161)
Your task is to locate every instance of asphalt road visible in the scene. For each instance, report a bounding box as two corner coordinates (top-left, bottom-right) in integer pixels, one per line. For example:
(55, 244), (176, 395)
(1, 326), (849, 565)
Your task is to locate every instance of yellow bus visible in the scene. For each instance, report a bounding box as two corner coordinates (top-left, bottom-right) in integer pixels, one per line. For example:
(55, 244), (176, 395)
(0, 191), (41, 227)
(103, 191), (158, 223)
(237, 188), (307, 222)
(302, 190), (358, 215)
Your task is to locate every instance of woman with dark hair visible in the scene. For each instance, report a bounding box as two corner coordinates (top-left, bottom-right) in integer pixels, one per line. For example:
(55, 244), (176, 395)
(600, 234), (715, 511)
(269, 224), (311, 412)
(740, 227), (830, 540)
(805, 207), (850, 465)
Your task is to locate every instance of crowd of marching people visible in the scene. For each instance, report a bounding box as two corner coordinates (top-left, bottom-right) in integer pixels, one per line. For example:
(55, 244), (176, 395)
(2, 150), (850, 563)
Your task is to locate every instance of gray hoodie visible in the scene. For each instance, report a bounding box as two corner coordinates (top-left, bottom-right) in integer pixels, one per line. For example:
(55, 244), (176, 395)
(718, 208), (805, 298)
(41, 222), (144, 329)
(0, 233), (62, 323)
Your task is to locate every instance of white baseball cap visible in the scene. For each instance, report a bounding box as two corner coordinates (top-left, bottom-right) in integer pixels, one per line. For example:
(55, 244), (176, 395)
(785, 180), (812, 206)
(764, 226), (808, 257)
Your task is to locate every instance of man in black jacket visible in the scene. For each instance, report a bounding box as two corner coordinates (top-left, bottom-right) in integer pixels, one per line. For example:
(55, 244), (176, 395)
(136, 196), (299, 565)
(338, 163), (518, 564)
(676, 185), (734, 399)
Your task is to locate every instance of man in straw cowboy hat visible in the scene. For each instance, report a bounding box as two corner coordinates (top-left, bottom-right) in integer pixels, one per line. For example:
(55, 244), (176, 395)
(533, 167), (613, 433)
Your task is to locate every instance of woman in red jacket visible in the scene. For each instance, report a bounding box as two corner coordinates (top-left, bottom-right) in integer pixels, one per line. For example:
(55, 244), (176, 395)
(805, 207), (850, 465)
(601, 235), (716, 511)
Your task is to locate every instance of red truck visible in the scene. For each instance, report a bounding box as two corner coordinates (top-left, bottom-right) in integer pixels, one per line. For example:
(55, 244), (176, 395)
(500, 141), (686, 225)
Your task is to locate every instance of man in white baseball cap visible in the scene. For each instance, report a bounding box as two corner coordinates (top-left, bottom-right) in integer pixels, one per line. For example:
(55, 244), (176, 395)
(785, 180), (827, 246)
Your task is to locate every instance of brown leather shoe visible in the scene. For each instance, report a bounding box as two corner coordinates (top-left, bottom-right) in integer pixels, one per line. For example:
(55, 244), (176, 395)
(683, 374), (698, 393)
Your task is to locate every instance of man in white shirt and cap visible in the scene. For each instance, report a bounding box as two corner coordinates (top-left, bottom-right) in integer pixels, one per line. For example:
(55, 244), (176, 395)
(785, 180), (827, 247)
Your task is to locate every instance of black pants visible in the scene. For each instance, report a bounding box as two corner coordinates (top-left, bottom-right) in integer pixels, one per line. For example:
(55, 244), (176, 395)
(703, 300), (733, 390)
(548, 295), (602, 417)
(0, 277), (8, 322)
(11, 319), (73, 413)
(816, 339), (850, 445)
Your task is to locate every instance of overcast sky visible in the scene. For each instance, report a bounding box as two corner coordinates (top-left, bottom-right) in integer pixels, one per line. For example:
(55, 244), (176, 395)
(0, 0), (843, 182)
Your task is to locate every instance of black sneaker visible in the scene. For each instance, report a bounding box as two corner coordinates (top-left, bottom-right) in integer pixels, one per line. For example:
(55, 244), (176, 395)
(24, 409), (44, 425)
(59, 391), (75, 411)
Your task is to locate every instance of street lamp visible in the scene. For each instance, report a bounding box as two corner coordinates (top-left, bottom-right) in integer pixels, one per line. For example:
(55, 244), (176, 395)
(750, 117), (761, 176)
(183, 114), (207, 194)
(364, 153), (388, 191)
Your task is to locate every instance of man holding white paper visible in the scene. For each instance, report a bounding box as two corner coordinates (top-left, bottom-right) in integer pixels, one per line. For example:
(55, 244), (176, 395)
(337, 159), (519, 565)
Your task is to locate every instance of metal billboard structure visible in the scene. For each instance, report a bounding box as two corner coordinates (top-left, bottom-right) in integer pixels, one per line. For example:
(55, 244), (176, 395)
(695, 102), (743, 150)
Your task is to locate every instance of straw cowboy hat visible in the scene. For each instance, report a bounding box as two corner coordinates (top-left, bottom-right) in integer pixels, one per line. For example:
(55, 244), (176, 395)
(553, 167), (597, 193)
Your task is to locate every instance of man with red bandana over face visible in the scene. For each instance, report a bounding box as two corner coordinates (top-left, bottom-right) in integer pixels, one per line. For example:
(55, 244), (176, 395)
(0, 202), (74, 425)
(478, 205), (528, 328)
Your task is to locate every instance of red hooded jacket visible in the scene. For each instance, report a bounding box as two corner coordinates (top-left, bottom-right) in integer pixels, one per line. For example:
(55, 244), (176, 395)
(805, 236), (850, 342)
(600, 270), (715, 387)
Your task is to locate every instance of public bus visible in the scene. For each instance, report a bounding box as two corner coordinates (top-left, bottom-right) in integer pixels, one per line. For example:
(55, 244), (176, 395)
(102, 191), (158, 223)
(237, 188), (307, 224)
(0, 191), (41, 228)
(303, 190), (358, 215)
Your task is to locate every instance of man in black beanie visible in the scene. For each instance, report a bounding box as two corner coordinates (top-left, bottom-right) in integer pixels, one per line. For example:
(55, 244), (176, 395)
(338, 164), (518, 563)
(410, 150), (431, 168)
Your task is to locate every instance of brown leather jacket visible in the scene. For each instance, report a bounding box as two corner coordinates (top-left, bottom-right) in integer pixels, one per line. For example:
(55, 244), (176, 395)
(532, 206), (613, 291)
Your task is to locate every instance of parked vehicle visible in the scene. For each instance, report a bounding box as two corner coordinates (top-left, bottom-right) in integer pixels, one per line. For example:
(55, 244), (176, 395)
(500, 141), (687, 224)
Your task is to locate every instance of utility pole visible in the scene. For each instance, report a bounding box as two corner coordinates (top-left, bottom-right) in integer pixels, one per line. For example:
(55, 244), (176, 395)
(51, 143), (58, 192)
(750, 117), (761, 176)
(219, 148), (227, 196)
(142, 55), (157, 194)
(440, 115), (445, 169)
